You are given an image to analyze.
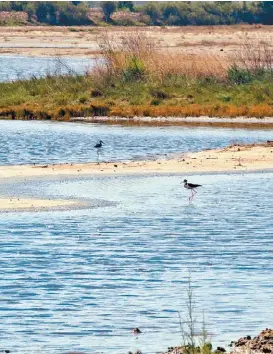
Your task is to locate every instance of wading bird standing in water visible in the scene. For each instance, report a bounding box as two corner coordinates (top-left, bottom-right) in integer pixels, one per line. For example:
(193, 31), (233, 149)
(94, 140), (104, 149)
(182, 179), (202, 203)
(94, 140), (104, 162)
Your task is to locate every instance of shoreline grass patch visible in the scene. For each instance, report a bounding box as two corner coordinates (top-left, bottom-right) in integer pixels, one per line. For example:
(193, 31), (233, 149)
(2, 32), (273, 121)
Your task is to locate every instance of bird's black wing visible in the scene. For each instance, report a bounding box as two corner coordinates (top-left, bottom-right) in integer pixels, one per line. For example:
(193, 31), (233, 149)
(188, 183), (202, 188)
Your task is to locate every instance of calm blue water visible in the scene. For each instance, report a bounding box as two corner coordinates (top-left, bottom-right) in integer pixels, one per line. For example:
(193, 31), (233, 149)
(1, 120), (273, 165)
(0, 56), (96, 82)
(1, 121), (273, 353)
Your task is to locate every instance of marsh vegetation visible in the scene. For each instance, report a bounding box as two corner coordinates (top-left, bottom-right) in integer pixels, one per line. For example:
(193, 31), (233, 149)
(2, 31), (273, 120)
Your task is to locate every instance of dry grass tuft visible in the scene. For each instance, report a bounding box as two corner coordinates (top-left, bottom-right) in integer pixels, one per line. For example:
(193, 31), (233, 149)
(93, 30), (229, 82)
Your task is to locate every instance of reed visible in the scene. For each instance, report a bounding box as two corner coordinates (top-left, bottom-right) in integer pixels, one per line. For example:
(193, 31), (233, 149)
(94, 31), (229, 84)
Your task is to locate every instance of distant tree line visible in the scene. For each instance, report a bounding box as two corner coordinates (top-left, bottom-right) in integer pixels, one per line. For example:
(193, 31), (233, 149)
(138, 1), (271, 26)
(98, 1), (273, 26)
(0, 1), (92, 25)
(1, 1), (273, 26)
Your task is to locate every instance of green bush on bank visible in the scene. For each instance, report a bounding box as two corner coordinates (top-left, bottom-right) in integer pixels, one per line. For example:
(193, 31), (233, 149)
(228, 65), (273, 85)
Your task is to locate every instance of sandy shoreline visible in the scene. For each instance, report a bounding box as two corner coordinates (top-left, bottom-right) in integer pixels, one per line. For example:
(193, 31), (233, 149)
(71, 116), (273, 129)
(0, 197), (84, 212)
(1, 142), (272, 211)
(1, 142), (273, 180)
(1, 24), (273, 57)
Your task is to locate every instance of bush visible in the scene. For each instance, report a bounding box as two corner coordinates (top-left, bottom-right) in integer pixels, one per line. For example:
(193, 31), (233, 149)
(150, 88), (169, 99)
(91, 89), (103, 97)
(78, 94), (89, 103)
(228, 65), (253, 84)
(151, 98), (162, 105)
(217, 93), (231, 102)
(123, 56), (146, 81)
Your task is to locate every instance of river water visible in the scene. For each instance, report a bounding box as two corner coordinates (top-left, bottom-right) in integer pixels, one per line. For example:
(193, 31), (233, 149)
(0, 121), (273, 354)
(0, 56), (96, 81)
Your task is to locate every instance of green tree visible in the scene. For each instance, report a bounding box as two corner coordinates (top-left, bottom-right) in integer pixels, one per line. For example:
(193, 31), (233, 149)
(35, 2), (56, 24)
(58, 2), (91, 25)
(0, 2), (12, 11)
(101, 1), (116, 22)
(10, 1), (24, 11)
(143, 3), (161, 25)
(24, 2), (36, 21)
(259, 2), (273, 24)
(118, 1), (134, 12)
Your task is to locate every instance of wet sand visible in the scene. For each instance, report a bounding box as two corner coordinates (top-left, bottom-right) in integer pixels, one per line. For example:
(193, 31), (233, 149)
(1, 142), (272, 211)
(0, 142), (272, 181)
(0, 197), (82, 211)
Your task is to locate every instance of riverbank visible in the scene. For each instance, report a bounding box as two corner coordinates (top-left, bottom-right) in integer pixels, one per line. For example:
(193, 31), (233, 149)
(2, 25), (273, 120)
(1, 142), (273, 182)
(0, 25), (270, 57)
(3, 71), (273, 121)
(72, 116), (273, 129)
(0, 197), (83, 212)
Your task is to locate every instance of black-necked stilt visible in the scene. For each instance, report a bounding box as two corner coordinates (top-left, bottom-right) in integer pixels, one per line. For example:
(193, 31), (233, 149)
(94, 140), (103, 149)
(94, 140), (104, 163)
(132, 328), (142, 335)
(182, 179), (202, 202)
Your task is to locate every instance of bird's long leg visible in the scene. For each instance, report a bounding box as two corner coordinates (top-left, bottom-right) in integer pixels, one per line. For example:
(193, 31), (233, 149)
(189, 190), (194, 203)
(96, 149), (100, 164)
(191, 189), (197, 200)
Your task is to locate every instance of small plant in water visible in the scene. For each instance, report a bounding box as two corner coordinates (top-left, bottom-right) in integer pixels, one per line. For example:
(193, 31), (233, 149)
(177, 273), (213, 354)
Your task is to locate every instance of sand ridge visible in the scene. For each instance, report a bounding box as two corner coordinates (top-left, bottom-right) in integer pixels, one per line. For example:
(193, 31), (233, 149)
(0, 142), (272, 211)
(0, 142), (272, 181)
(0, 197), (83, 211)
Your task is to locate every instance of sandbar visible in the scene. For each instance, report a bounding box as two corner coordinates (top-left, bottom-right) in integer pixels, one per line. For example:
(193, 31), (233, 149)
(0, 197), (82, 212)
(0, 142), (273, 181)
(1, 142), (272, 211)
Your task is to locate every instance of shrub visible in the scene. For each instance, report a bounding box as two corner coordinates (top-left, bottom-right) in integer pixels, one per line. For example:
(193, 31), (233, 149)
(150, 88), (169, 99)
(228, 65), (253, 84)
(91, 89), (103, 97)
(151, 98), (162, 105)
(123, 56), (146, 81)
(217, 93), (231, 102)
(78, 94), (89, 103)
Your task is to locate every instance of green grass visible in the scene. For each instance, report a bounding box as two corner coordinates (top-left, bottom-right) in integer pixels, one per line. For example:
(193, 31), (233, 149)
(2, 71), (273, 120)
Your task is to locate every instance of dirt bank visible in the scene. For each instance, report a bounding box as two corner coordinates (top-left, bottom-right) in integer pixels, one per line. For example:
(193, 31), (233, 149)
(0, 24), (272, 57)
